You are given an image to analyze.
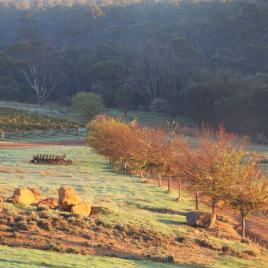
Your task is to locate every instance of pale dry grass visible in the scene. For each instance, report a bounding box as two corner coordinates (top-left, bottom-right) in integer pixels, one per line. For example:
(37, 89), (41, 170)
(0, 166), (26, 174)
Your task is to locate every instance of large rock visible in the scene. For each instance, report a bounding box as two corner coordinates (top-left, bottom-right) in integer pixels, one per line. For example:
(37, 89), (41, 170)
(12, 187), (41, 206)
(186, 211), (216, 229)
(58, 186), (81, 211)
(38, 197), (58, 209)
(71, 202), (91, 217)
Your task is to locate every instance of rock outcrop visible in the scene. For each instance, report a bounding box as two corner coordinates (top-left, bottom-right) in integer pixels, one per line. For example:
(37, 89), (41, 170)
(71, 202), (91, 217)
(12, 187), (41, 206)
(58, 186), (81, 211)
(38, 197), (58, 209)
(186, 211), (216, 229)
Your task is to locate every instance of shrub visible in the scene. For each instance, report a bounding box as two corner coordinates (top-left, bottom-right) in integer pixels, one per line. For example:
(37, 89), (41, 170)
(71, 92), (105, 119)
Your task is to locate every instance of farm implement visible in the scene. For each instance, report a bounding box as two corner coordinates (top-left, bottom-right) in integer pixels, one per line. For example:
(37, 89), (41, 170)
(31, 154), (72, 165)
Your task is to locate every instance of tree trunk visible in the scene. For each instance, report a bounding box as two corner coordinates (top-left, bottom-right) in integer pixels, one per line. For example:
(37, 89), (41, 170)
(210, 199), (217, 227)
(158, 174), (162, 187)
(178, 179), (181, 201)
(123, 161), (127, 175)
(168, 177), (172, 193)
(195, 189), (199, 210)
(241, 213), (246, 239)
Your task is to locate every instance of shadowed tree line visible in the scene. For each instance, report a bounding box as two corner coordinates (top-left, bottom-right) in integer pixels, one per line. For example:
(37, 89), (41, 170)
(0, 0), (267, 137)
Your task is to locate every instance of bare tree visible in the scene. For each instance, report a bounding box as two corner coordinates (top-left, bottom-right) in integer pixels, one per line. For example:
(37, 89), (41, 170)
(131, 41), (178, 108)
(21, 62), (64, 103)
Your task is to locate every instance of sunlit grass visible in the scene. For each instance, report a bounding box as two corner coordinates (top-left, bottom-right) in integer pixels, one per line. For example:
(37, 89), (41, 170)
(0, 101), (267, 267)
(0, 245), (182, 268)
(0, 145), (194, 235)
(0, 145), (267, 268)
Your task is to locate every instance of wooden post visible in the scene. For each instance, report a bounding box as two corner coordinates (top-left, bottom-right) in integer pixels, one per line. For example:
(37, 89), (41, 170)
(1, 131), (4, 140)
(241, 212), (246, 239)
(124, 161), (127, 175)
(158, 174), (162, 187)
(195, 189), (199, 210)
(168, 177), (172, 193)
(19, 131), (22, 140)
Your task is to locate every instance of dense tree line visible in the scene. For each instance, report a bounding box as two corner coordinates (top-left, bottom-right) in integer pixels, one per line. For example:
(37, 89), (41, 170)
(0, 0), (268, 136)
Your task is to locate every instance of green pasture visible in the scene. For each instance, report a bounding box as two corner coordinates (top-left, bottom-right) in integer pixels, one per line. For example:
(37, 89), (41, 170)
(0, 101), (267, 267)
(0, 244), (263, 268)
(0, 245), (179, 268)
(0, 145), (266, 268)
(0, 145), (194, 235)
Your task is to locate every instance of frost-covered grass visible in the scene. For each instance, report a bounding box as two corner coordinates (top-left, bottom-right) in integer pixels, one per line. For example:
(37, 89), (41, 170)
(0, 101), (72, 119)
(0, 101), (267, 267)
(0, 101), (193, 126)
(0, 145), (194, 235)
(106, 109), (194, 126)
(0, 144), (267, 268)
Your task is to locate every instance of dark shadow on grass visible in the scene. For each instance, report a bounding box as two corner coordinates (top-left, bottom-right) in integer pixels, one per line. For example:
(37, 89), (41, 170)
(136, 204), (187, 216)
(100, 163), (114, 172)
(158, 219), (185, 226)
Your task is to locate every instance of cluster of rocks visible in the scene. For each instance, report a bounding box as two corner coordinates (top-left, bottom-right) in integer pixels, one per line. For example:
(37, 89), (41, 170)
(6, 186), (91, 217)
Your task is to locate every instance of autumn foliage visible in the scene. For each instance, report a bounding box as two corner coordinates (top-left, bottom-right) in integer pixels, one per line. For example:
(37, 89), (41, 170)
(88, 116), (268, 239)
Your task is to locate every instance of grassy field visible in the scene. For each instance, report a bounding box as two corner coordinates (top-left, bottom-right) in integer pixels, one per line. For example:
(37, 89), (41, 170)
(0, 101), (267, 267)
(106, 109), (194, 126)
(0, 101), (194, 126)
(0, 145), (194, 235)
(0, 245), (179, 268)
(0, 144), (267, 268)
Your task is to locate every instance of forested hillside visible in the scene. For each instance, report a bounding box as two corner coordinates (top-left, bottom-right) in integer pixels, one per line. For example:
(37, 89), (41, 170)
(0, 0), (267, 136)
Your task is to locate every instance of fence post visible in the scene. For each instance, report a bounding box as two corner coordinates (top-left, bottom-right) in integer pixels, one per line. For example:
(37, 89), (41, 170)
(77, 128), (80, 137)
(19, 131), (22, 141)
(1, 131), (4, 140)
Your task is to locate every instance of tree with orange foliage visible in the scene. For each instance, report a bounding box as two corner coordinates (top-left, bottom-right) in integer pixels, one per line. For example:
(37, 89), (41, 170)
(126, 126), (168, 181)
(88, 115), (133, 168)
(167, 135), (190, 197)
(88, 116), (268, 241)
(227, 159), (268, 239)
(198, 126), (249, 218)
(177, 145), (204, 210)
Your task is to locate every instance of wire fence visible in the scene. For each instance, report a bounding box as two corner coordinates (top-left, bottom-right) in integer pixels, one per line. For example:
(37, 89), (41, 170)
(0, 128), (88, 141)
